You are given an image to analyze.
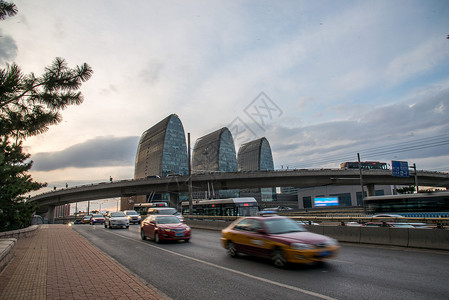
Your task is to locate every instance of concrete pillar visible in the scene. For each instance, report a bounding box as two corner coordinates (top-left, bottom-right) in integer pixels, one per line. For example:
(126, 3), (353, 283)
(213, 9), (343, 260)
(47, 205), (55, 224)
(366, 184), (376, 197)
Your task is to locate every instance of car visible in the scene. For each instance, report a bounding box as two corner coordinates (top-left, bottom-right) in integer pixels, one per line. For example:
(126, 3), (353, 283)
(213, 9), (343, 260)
(104, 211), (129, 229)
(372, 214), (405, 218)
(296, 220), (320, 226)
(140, 215), (191, 243)
(146, 207), (184, 222)
(261, 206), (293, 212)
(124, 210), (141, 224)
(82, 215), (92, 224)
(221, 215), (340, 268)
(363, 222), (415, 228)
(89, 214), (105, 225)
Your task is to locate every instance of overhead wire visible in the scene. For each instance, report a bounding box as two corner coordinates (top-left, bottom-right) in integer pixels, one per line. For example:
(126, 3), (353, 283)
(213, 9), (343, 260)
(282, 133), (449, 170)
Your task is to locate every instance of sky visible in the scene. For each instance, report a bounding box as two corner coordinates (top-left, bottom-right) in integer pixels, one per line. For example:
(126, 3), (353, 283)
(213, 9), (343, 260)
(2, 0), (449, 201)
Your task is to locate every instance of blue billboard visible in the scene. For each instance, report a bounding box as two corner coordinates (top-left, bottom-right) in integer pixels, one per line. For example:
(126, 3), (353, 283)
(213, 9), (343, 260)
(392, 160), (409, 177)
(314, 197), (339, 207)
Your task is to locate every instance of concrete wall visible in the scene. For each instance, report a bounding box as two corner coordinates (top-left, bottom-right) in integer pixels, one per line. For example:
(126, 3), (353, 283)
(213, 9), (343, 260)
(185, 220), (449, 251)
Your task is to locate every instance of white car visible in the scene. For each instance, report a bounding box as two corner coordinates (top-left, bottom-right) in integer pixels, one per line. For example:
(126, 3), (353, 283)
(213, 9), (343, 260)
(124, 210), (141, 224)
(104, 211), (129, 229)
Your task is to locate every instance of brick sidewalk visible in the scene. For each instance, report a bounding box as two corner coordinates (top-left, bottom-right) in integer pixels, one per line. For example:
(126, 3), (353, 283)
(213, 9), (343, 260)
(0, 224), (169, 300)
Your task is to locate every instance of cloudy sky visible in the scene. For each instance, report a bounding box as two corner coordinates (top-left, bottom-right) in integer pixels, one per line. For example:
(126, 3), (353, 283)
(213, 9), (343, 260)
(2, 0), (449, 195)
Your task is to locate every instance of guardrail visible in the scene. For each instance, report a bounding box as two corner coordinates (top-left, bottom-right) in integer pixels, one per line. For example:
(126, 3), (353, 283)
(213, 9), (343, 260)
(181, 215), (449, 227)
(182, 215), (449, 251)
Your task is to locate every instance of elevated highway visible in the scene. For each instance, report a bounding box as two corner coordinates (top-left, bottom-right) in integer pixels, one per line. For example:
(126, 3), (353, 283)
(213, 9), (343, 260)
(30, 169), (449, 214)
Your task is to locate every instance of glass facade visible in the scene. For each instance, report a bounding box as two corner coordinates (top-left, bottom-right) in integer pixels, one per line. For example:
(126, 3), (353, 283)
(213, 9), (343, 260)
(237, 137), (276, 201)
(192, 127), (238, 198)
(192, 127), (238, 173)
(134, 114), (188, 179)
(132, 114), (188, 205)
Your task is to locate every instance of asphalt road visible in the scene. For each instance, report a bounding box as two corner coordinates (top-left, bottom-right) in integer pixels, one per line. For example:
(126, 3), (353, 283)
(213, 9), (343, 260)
(73, 224), (449, 300)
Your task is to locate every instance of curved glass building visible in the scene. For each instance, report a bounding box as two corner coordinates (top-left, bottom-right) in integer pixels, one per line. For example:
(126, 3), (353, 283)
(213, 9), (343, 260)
(134, 114), (188, 179)
(192, 127), (238, 173)
(192, 127), (238, 198)
(128, 114), (189, 206)
(237, 137), (276, 201)
(237, 137), (274, 171)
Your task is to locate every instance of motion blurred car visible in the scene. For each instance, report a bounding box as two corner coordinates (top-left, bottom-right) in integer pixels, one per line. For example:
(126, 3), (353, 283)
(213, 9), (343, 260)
(104, 211), (129, 229)
(147, 207), (184, 222)
(364, 222), (414, 228)
(221, 215), (339, 268)
(82, 215), (92, 224)
(372, 214), (405, 218)
(89, 214), (105, 225)
(140, 215), (191, 243)
(124, 210), (141, 224)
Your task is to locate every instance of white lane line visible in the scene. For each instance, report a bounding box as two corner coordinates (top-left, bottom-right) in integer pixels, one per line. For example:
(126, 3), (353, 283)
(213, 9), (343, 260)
(108, 230), (337, 300)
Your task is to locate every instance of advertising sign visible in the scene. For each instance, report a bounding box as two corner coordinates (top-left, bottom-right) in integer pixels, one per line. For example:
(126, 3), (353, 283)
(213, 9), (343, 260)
(314, 197), (339, 207)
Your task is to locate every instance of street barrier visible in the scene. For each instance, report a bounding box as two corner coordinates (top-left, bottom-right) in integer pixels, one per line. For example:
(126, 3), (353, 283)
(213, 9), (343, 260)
(184, 217), (449, 251)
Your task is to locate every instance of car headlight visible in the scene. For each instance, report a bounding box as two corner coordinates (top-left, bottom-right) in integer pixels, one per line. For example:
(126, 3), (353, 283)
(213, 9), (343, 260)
(185, 227), (191, 231)
(137, 216), (141, 220)
(325, 239), (339, 246)
(291, 243), (314, 250)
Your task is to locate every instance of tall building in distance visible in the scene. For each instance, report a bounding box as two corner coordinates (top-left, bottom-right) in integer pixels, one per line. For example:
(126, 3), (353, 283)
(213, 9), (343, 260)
(130, 114), (189, 205)
(134, 114), (188, 178)
(192, 127), (239, 198)
(238, 137), (276, 201)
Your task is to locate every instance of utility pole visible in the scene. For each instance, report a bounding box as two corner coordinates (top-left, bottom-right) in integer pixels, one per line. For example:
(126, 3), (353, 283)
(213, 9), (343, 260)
(188, 133), (193, 214)
(357, 153), (366, 212)
(412, 163), (419, 193)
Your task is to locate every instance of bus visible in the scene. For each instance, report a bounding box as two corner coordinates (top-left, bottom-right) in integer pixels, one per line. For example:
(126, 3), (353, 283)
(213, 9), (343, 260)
(364, 191), (449, 217)
(340, 161), (388, 170)
(181, 198), (259, 217)
(133, 202), (168, 216)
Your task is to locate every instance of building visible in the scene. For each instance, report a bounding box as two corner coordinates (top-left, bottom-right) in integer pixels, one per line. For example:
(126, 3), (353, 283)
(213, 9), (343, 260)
(123, 114), (189, 208)
(237, 137), (276, 202)
(296, 185), (394, 209)
(192, 127), (239, 198)
(134, 114), (188, 179)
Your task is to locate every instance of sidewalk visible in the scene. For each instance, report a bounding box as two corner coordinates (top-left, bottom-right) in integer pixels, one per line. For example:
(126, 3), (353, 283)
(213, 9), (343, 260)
(0, 224), (169, 300)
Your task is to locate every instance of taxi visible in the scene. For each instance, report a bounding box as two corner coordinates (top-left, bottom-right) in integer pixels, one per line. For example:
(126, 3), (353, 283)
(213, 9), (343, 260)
(221, 215), (340, 267)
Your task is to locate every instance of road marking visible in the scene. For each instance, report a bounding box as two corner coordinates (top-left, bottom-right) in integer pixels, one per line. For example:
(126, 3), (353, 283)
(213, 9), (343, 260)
(107, 230), (337, 300)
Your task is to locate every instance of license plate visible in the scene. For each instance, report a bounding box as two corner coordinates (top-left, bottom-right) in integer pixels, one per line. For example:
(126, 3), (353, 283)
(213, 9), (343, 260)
(175, 233), (184, 237)
(318, 251), (330, 257)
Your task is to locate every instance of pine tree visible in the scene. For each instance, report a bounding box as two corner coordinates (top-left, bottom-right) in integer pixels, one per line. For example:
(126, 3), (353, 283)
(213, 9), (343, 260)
(0, 1), (93, 231)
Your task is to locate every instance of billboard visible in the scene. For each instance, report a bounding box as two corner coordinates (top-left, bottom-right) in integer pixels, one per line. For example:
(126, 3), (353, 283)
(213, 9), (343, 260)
(314, 197), (339, 207)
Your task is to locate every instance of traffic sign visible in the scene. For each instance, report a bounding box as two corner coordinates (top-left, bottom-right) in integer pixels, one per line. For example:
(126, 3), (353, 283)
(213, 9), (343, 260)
(392, 160), (409, 177)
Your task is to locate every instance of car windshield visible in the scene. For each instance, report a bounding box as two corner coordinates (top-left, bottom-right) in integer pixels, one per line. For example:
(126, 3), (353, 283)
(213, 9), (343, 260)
(92, 214), (103, 218)
(264, 218), (307, 234)
(111, 212), (125, 217)
(83, 216), (91, 219)
(125, 211), (138, 215)
(157, 216), (181, 224)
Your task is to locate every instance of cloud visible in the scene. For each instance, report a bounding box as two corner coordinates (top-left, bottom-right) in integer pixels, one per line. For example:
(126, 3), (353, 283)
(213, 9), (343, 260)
(0, 32), (18, 65)
(31, 136), (139, 171)
(267, 87), (449, 169)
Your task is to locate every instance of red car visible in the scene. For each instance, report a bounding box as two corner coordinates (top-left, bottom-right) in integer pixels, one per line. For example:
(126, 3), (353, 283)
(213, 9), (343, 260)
(89, 214), (105, 225)
(140, 215), (191, 243)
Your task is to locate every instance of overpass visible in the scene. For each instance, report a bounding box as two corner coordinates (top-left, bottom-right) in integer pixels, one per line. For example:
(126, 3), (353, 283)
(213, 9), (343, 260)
(30, 169), (449, 219)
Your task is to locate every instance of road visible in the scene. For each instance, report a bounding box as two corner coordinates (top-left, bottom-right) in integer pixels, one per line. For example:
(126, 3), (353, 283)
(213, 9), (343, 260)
(73, 224), (449, 300)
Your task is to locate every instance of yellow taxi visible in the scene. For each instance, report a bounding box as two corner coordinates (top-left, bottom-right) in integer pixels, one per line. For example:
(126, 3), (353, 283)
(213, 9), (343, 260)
(221, 215), (340, 268)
